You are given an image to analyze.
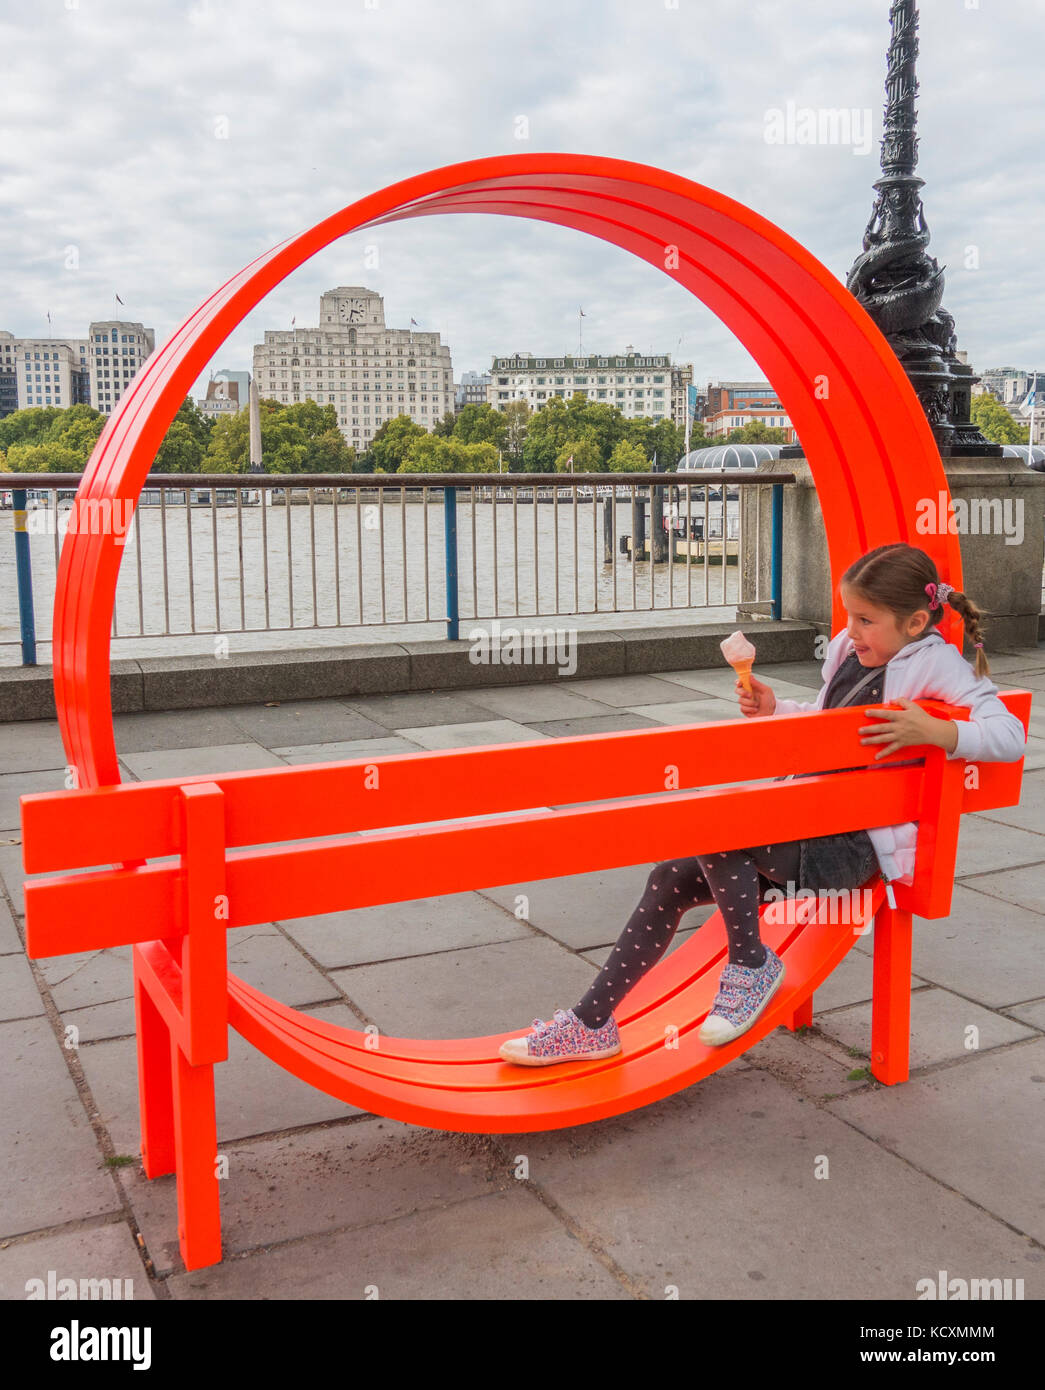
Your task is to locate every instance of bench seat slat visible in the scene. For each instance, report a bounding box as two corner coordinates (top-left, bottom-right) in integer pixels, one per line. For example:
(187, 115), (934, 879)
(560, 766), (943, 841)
(225, 884), (883, 1130)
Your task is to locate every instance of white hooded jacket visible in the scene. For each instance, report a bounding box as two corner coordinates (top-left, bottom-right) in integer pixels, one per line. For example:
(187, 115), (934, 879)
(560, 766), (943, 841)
(770, 629), (1028, 885)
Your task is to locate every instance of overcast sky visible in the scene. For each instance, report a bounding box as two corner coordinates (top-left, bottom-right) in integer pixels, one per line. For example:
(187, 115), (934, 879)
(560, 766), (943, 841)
(2, 0), (1042, 401)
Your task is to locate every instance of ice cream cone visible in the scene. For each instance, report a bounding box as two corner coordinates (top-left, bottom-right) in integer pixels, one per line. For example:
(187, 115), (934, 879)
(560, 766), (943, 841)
(731, 659), (753, 694)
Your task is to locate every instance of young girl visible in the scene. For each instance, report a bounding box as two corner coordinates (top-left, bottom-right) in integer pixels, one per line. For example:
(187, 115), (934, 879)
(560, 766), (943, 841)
(499, 542), (1027, 1066)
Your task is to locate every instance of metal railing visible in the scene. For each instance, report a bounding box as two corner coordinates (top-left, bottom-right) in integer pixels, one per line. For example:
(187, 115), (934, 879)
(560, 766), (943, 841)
(2, 472), (793, 664)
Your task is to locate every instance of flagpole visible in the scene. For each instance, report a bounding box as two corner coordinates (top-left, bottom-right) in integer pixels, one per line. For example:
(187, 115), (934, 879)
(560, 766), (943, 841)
(1029, 393), (1036, 470)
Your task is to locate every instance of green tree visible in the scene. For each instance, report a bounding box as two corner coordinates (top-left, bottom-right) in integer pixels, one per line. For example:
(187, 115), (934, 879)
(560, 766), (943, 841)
(4, 441), (84, 473)
(971, 394), (1029, 445)
(461, 441), (499, 473)
(204, 409), (251, 473)
(522, 397), (570, 472)
(554, 437), (602, 473)
(721, 422), (790, 445)
(453, 403), (507, 450)
(50, 403), (106, 462)
(369, 414), (428, 472)
(607, 437), (648, 472)
(432, 409), (457, 438)
(302, 429), (356, 472)
(0, 407), (65, 453)
(500, 399), (530, 469)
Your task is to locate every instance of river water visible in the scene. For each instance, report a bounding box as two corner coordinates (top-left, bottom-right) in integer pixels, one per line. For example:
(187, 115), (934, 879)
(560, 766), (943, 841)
(1, 495), (744, 662)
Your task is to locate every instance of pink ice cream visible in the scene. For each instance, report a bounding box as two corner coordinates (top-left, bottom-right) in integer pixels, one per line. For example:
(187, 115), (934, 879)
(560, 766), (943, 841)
(720, 630), (756, 693)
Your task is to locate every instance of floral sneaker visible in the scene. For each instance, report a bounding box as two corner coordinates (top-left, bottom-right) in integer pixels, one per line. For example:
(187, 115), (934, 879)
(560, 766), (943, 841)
(499, 1008), (621, 1067)
(698, 947), (785, 1047)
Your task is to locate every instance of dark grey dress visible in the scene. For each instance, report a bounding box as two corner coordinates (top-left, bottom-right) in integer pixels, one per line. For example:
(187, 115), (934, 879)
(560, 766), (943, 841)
(788, 651), (886, 891)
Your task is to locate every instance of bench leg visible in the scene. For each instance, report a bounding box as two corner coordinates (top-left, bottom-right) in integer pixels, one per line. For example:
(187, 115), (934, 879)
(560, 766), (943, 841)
(783, 996), (814, 1031)
(135, 966), (175, 1178)
(870, 902), (913, 1086)
(170, 1039), (222, 1271)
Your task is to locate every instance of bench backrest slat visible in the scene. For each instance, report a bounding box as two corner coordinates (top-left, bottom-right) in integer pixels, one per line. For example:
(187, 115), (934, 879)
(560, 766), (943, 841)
(20, 697), (1002, 874)
(26, 764), (925, 956)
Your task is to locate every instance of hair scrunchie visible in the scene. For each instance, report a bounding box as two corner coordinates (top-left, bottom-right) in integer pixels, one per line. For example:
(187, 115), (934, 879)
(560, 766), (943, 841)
(925, 580), (955, 610)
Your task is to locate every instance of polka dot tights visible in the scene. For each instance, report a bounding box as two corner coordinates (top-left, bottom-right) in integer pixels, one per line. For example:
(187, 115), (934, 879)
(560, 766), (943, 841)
(572, 842), (803, 1029)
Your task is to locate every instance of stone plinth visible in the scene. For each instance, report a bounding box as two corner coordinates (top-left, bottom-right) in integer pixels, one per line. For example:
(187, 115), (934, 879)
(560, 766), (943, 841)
(739, 455), (1045, 650)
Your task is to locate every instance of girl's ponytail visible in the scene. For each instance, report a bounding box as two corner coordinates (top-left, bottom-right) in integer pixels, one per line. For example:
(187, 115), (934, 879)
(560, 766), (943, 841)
(946, 589), (990, 679)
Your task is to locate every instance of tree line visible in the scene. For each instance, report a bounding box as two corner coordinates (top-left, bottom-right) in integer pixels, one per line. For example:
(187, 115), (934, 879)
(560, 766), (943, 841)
(0, 390), (1028, 477)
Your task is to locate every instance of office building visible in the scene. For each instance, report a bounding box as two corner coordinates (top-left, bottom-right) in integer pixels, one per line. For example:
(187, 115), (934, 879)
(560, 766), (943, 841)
(252, 287), (454, 450)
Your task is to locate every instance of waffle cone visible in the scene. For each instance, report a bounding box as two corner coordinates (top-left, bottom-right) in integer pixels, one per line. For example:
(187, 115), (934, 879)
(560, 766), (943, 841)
(730, 658), (754, 693)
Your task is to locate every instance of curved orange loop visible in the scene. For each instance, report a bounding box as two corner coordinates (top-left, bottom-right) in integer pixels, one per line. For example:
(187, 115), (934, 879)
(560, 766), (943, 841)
(50, 155), (958, 1128)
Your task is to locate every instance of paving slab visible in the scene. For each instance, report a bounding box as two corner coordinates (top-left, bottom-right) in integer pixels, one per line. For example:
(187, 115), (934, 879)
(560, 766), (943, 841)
(479, 862), (662, 951)
(282, 890), (533, 969)
(38, 947), (134, 1013)
(527, 711), (668, 737)
(61, 995), (137, 1045)
(564, 674), (719, 707)
(1017, 734), (1045, 772)
(464, 682), (619, 721)
(222, 699), (389, 748)
(112, 707), (253, 753)
(343, 690), (500, 730)
(1003, 998), (1045, 1030)
(816, 986), (1036, 1069)
(0, 769), (68, 832)
(168, 1187), (629, 1300)
(654, 668), (820, 703)
(742, 1028), (876, 1098)
(0, 953), (45, 1021)
(118, 742), (289, 780)
(506, 1065), (1040, 1299)
(76, 1000), (370, 1159)
(121, 1118), (509, 1277)
(954, 814), (1045, 878)
(895, 885), (1045, 1009)
(0, 1221), (154, 1301)
(0, 719), (68, 774)
(981, 649), (1045, 673)
(330, 935), (601, 1040)
(974, 768), (1045, 835)
(710, 659), (824, 687)
(0, 894), (22, 954)
(226, 924), (341, 1007)
(827, 1037), (1045, 1245)
(394, 719), (552, 750)
(271, 735), (423, 763)
(0, 840), (32, 917)
(621, 696), (742, 726)
(0, 1016), (118, 1238)
(960, 862), (1045, 920)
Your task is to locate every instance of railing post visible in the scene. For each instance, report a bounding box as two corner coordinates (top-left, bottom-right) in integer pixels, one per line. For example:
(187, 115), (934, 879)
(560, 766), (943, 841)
(770, 482), (784, 621)
(444, 483), (459, 640)
(12, 488), (37, 666)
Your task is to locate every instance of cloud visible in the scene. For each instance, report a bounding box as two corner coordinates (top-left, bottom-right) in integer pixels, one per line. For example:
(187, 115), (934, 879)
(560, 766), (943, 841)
(1, 0), (1041, 401)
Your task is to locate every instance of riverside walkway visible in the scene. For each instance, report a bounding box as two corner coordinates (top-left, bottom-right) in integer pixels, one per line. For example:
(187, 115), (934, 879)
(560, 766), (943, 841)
(1, 645), (1044, 1300)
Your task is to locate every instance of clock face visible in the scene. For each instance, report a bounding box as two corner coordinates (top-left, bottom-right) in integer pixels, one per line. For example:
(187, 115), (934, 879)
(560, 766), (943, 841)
(339, 298), (365, 323)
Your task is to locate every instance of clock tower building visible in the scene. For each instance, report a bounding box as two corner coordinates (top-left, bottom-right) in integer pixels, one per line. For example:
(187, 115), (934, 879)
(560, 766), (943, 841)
(252, 286), (454, 452)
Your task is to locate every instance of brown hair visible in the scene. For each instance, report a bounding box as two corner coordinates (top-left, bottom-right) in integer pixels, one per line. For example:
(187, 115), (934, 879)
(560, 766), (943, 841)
(840, 543), (990, 678)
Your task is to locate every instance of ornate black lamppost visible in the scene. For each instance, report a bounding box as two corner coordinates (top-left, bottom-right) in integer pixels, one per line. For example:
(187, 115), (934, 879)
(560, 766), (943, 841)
(846, 0), (1001, 456)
